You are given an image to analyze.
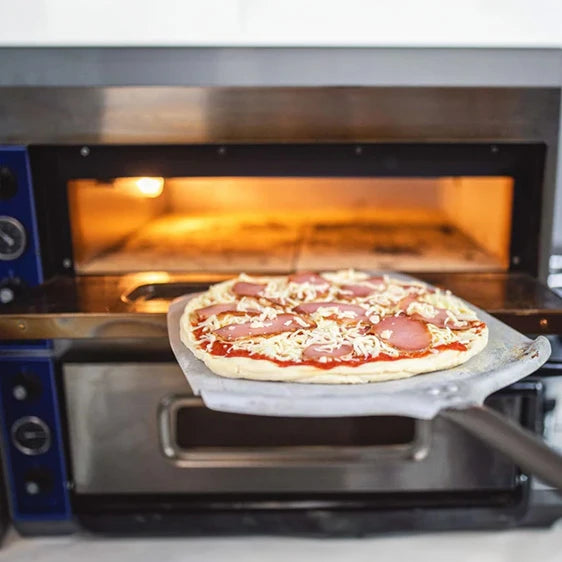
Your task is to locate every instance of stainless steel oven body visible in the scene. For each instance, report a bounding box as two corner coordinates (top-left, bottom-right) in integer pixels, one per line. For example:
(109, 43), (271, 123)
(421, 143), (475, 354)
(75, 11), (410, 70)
(0, 84), (561, 536)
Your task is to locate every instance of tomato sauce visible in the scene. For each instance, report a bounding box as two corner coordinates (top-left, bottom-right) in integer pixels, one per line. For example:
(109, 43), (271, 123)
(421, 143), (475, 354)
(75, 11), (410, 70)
(201, 339), (469, 371)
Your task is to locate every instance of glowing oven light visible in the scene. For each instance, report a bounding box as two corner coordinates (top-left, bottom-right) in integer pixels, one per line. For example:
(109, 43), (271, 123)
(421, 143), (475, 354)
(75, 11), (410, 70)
(135, 177), (164, 198)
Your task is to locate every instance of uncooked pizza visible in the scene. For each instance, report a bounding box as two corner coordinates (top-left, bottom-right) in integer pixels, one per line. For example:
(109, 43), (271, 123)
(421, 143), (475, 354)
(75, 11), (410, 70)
(180, 270), (488, 384)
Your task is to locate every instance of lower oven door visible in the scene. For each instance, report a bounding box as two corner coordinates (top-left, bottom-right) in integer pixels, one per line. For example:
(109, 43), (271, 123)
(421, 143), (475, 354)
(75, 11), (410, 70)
(63, 363), (520, 494)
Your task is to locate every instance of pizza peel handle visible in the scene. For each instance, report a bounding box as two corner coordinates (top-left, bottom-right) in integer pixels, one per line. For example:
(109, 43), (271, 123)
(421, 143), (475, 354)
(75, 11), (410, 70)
(441, 406), (562, 491)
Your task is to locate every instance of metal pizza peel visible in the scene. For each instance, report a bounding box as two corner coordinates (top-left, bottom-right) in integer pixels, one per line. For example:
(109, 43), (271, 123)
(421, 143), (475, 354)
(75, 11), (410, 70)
(167, 275), (562, 489)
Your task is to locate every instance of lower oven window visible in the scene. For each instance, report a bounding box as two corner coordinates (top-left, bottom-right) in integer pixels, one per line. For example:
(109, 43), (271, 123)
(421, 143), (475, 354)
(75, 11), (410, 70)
(174, 402), (415, 450)
(67, 176), (513, 274)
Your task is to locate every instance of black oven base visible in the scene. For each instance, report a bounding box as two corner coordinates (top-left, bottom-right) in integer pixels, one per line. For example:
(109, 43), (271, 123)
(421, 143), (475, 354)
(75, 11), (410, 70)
(66, 487), (562, 537)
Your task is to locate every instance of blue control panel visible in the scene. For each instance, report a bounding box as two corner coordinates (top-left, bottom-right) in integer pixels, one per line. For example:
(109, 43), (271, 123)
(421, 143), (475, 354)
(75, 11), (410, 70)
(0, 146), (43, 291)
(0, 356), (71, 524)
(0, 146), (72, 532)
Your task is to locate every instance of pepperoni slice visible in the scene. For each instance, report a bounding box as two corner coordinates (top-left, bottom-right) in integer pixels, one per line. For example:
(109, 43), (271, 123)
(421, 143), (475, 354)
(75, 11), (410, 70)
(194, 303), (261, 321)
(399, 283), (432, 294)
(194, 303), (238, 321)
(294, 301), (367, 319)
(397, 295), (419, 311)
(214, 314), (311, 341)
(289, 272), (329, 286)
(372, 316), (431, 351)
(232, 281), (266, 297)
(302, 343), (353, 361)
(339, 284), (375, 298)
(411, 308), (471, 330)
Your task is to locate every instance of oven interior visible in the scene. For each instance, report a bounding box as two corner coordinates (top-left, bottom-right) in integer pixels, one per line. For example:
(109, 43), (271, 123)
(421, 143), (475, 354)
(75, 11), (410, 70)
(27, 143), (544, 286)
(67, 175), (513, 275)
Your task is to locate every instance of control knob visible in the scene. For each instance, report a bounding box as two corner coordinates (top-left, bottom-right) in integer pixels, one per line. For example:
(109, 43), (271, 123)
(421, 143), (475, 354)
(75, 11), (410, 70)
(0, 216), (26, 260)
(11, 417), (51, 455)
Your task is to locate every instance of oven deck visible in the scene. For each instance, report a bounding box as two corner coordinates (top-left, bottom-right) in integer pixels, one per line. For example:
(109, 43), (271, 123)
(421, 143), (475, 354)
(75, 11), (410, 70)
(76, 211), (503, 274)
(1, 272), (561, 339)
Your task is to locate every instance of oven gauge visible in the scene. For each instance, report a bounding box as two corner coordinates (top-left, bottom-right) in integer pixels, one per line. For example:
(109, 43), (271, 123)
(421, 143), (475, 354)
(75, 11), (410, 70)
(0, 216), (27, 260)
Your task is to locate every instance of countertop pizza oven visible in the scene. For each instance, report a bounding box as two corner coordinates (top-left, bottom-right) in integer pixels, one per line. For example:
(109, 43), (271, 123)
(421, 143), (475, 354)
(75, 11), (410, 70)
(0, 85), (561, 536)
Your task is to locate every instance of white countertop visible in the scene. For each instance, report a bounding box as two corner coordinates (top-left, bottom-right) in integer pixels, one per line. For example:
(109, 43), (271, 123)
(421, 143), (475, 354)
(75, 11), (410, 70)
(1, 524), (562, 562)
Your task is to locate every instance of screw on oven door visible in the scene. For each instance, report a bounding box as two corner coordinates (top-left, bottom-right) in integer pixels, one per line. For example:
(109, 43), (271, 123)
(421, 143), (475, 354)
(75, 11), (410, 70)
(62, 258), (72, 269)
(80, 146), (90, 157)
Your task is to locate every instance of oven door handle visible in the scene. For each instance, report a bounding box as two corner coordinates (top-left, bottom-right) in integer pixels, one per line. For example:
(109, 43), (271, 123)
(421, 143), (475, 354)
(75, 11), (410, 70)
(159, 395), (432, 467)
(441, 405), (562, 491)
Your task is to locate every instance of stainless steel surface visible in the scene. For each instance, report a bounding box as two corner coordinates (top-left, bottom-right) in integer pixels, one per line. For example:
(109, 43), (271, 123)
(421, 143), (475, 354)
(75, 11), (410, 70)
(159, 395), (431, 466)
(2, 272), (562, 339)
(167, 290), (551, 419)
(0, 87), (558, 144)
(442, 405), (562, 490)
(0, 48), (560, 87)
(63, 362), (519, 494)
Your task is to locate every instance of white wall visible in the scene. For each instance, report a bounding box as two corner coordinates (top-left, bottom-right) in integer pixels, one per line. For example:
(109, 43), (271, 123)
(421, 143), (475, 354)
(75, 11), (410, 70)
(1, 0), (561, 47)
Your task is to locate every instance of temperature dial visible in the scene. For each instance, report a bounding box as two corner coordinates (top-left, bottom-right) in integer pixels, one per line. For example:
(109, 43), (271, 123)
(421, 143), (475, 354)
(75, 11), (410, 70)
(0, 216), (26, 260)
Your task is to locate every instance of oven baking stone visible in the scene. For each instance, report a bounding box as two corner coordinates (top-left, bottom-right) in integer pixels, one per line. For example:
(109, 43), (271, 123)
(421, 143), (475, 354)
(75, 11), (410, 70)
(296, 222), (500, 272)
(78, 213), (503, 274)
(167, 274), (551, 419)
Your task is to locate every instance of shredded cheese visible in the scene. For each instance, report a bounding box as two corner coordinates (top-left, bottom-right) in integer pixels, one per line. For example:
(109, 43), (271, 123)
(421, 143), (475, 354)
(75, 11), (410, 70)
(189, 270), (482, 364)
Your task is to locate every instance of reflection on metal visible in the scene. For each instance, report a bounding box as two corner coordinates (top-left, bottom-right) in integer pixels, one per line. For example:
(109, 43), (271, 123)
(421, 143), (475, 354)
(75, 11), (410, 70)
(1, 272), (562, 338)
(442, 405), (562, 491)
(0, 87), (558, 144)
